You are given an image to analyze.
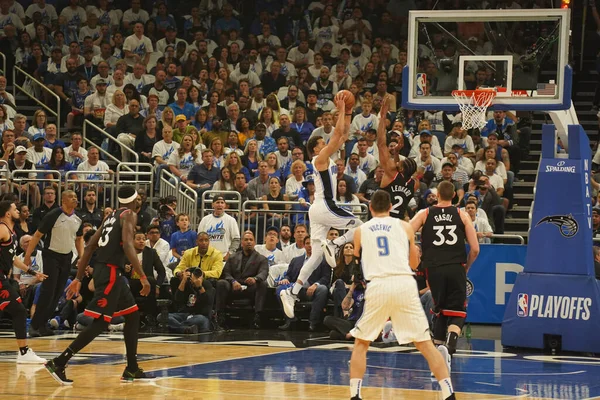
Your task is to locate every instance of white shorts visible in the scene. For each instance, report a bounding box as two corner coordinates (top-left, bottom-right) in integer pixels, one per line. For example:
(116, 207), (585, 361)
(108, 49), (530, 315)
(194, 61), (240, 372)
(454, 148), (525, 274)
(308, 199), (361, 243)
(350, 276), (431, 344)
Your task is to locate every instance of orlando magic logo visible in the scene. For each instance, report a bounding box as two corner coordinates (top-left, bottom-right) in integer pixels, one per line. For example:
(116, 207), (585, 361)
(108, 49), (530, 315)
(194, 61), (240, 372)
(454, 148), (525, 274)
(466, 278), (474, 297)
(535, 214), (579, 238)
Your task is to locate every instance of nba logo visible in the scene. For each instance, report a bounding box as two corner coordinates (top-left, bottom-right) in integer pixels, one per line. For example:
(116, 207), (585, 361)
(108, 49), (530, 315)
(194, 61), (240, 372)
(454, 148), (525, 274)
(416, 73), (427, 96)
(517, 293), (528, 317)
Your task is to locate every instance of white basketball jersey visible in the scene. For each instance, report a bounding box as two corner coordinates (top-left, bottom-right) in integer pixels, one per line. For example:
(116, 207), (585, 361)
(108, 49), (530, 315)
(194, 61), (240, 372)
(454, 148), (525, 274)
(312, 156), (337, 201)
(360, 216), (413, 280)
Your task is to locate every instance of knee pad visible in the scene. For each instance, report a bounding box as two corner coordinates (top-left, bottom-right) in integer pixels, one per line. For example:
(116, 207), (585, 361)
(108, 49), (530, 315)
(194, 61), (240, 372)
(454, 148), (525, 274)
(447, 316), (465, 330)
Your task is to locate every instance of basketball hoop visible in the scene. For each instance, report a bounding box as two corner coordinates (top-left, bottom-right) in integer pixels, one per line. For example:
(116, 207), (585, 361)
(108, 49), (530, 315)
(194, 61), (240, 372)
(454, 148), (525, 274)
(452, 89), (497, 130)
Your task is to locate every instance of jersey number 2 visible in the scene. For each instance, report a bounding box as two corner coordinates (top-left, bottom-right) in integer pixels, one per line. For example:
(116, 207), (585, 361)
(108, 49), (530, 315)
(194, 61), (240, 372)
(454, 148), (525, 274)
(432, 225), (457, 246)
(390, 196), (404, 215)
(98, 216), (116, 247)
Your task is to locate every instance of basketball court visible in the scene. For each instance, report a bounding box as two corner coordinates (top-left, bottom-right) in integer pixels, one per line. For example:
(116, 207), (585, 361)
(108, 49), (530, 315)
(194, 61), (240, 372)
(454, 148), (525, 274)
(0, 329), (599, 399)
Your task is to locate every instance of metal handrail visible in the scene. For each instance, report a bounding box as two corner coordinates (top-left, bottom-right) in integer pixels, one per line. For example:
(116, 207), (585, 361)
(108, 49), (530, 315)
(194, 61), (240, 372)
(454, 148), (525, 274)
(116, 162), (155, 207)
(13, 65), (60, 135)
(490, 234), (525, 245)
(177, 181), (199, 227)
(82, 119), (138, 170)
(580, 0), (587, 72)
(0, 51), (5, 76)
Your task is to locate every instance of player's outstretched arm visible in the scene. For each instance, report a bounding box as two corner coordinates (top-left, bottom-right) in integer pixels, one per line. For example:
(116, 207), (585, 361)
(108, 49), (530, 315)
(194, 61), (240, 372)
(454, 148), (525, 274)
(460, 211), (480, 271)
(402, 221), (420, 270)
(377, 97), (395, 176)
(315, 93), (351, 169)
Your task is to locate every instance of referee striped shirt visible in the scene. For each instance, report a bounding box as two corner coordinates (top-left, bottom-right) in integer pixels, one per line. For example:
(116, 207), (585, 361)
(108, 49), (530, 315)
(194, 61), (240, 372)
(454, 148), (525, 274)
(37, 207), (83, 254)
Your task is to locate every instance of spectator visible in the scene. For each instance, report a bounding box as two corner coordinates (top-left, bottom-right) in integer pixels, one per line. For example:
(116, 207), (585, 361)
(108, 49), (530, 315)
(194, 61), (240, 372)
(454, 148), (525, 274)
(276, 236), (330, 331)
(323, 278), (366, 340)
(7, 145), (41, 208)
(44, 146), (74, 191)
(122, 0), (149, 31)
(278, 224), (293, 249)
(123, 22), (153, 68)
(152, 124), (179, 181)
(26, 133), (52, 168)
(170, 213), (197, 262)
(76, 188), (102, 229)
(345, 153), (367, 190)
(187, 148), (220, 198)
(124, 229), (166, 325)
(254, 226), (285, 266)
(215, 231), (268, 329)
(104, 89), (128, 130)
(28, 110), (47, 137)
(13, 234), (43, 307)
(282, 224), (307, 263)
(444, 122), (475, 158)
(463, 175), (505, 234)
(260, 61), (286, 96)
(430, 162), (465, 205)
(64, 132), (87, 169)
(76, 146), (111, 182)
(357, 165), (384, 204)
(14, 203), (33, 243)
(481, 110), (521, 175)
(331, 242), (357, 318)
(465, 199), (493, 244)
(145, 224), (172, 273)
(414, 141), (442, 177)
(31, 186), (58, 232)
(197, 195), (241, 261)
(134, 114), (159, 164)
(336, 179), (361, 214)
(141, 70), (174, 109)
(168, 267), (213, 333)
(167, 133), (199, 184)
(354, 137), (378, 175)
(43, 125), (66, 150)
(222, 103), (240, 134)
(168, 87), (195, 121)
(409, 128), (444, 160)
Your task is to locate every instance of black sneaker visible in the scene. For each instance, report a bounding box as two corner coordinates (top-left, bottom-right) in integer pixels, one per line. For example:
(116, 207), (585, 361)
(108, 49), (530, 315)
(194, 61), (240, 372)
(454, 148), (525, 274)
(121, 367), (155, 383)
(351, 396), (362, 400)
(29, 326), (42, 338)
(39, 326), (55, 337)
(45, 359), (73, 385)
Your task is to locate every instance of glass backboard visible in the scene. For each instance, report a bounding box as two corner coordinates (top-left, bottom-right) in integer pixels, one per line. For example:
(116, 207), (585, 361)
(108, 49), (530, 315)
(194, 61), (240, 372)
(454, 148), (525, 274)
(401, 9), (572, 111)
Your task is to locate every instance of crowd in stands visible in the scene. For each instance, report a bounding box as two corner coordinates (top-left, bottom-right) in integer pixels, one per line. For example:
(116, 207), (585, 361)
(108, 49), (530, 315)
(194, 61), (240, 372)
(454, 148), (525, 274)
(0, 0), (548, 334)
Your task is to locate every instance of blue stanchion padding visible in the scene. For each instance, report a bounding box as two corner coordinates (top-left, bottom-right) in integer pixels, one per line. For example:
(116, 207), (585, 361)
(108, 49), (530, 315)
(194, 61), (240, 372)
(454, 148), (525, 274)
(502, 125), (600, 353)
(502, 274), (600, 353)
(466, 244), (526, 324)
(526, 125), (593, 275)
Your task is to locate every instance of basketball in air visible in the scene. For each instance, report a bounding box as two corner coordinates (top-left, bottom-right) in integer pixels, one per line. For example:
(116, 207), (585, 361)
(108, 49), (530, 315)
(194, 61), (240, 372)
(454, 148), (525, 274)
(338, 90), (355, 110)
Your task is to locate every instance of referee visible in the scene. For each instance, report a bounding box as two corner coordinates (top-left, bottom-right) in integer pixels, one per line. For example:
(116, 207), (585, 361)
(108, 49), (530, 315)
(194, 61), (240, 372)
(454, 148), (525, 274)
(26, 190), (84, 337)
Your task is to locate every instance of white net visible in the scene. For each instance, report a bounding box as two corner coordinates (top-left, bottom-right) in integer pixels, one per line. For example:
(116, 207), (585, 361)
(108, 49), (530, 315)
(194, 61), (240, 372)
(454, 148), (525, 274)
(452, 90), (496, 130)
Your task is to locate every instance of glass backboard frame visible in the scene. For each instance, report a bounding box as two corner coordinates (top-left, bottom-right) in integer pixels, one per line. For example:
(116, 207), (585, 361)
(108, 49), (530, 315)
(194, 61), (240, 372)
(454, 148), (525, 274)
(401, 8), (572, 112)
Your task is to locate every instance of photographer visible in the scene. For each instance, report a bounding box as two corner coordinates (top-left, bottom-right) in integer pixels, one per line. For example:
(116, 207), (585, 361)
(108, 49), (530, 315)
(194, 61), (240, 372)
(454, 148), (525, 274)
(323, 276), (366, 341)
(168, 267), (214, 334)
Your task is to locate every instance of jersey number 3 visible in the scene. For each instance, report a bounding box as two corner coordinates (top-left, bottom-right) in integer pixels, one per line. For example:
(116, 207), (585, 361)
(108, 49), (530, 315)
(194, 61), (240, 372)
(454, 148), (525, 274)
(98, 216), (116, 247)
(432, 225), (457, 246)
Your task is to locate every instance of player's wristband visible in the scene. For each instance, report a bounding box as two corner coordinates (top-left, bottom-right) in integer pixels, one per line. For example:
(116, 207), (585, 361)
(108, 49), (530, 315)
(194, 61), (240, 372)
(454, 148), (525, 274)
(345, 113), (352, 116)
(27, 268), (37, 276)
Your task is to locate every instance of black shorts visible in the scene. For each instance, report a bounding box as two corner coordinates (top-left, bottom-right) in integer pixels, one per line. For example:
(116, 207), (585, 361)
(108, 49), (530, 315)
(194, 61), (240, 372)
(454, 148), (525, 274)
(426, 264), (467, 318)
(84, 263), (137, 323)
(0, 276), (22, 312)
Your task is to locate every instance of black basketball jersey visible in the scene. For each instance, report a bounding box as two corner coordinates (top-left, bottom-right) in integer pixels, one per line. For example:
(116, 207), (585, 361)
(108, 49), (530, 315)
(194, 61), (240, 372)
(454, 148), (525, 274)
(0, 222), (17, 275)
(381, 172), (414, 219)
(316, 80), (334, 101)
(95, 208), (131, 268)
(421, 205), (467, 268)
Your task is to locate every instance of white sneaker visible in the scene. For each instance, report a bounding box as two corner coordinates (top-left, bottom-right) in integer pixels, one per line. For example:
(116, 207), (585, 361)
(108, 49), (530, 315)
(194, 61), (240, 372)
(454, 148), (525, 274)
(109, 323), (125, 332)
(49, 317), (59, 330)
(17, 348), (47, 364)
(437, 344), (452, 374)
(279, 288), (298, 319)
(63, 320), (70, 330)
(322, 240), (339, 268)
